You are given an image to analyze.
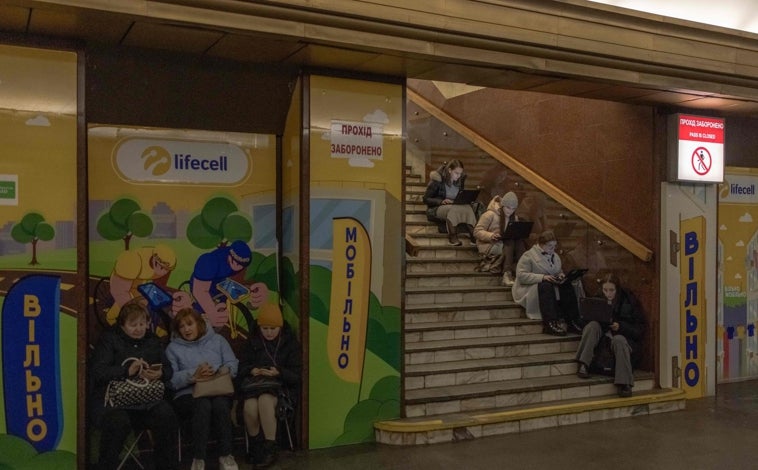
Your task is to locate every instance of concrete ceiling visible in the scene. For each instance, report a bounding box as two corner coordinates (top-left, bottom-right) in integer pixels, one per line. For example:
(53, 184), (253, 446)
(3, 1), (758, 118)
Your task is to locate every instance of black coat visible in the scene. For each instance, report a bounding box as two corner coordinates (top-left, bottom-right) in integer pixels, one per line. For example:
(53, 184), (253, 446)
(88, 326), (174, 421)
(606, 289), (645, 366)
(423, 166), (468, 222)
(238, 322), (302, 397)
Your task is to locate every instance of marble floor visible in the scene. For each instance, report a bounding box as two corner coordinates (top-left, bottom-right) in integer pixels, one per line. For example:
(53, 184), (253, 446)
(267, 380), (758, 470)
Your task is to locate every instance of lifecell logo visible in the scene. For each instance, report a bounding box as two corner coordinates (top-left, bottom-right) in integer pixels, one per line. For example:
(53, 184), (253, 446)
(114, 138), (250, 185)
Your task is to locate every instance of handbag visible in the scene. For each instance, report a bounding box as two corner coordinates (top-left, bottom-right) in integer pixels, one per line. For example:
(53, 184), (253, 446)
(240, 375), (282, 398)
(104, 358), (165, 409)
(590, 335), (615, 375)
(193, 366), (235, 398)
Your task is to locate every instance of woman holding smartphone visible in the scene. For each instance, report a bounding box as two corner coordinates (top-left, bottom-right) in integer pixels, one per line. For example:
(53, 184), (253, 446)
(166, 308), (240, 470)
(239, 303), (301, 468)
(89, 300), (179, 470)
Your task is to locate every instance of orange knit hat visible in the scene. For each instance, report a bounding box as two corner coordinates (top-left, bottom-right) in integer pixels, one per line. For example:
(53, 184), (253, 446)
(257, 302), (283, 327)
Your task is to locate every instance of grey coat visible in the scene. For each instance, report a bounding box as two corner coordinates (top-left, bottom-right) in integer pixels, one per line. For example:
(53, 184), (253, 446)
(511, 244), (563, 319)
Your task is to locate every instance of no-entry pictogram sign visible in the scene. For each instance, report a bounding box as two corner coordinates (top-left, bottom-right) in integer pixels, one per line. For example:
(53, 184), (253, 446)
(691, 147), (712, 175)
(674, 115), (724, 183)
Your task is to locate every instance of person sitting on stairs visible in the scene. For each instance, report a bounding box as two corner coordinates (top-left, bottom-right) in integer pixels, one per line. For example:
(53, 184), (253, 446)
(575, 273), (645, 398)
(423, 159), (476, 246)
(511, 230), (582, 336)
(473, 191), (526, 286)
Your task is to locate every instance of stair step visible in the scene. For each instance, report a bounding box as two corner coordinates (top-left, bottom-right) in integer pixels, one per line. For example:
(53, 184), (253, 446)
(407, 258), (481, 273)
(375, 387), (686, 445)
(405, 332), (578, 354)
(405, 317), (542, 343)
(405, 285), (511, 305)
(406, 271), (504, 288)
(405, 351), (573, 376)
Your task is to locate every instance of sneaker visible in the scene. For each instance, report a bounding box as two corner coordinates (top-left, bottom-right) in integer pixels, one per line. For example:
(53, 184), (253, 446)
(219, 454), (239, 470)
(577, 362), (590, 379)
(502, 272), (515, 287)
(190, 459), (206, 470)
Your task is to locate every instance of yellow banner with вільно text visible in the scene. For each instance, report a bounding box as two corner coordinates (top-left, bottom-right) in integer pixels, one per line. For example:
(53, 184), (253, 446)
(680, 216), (706, 398)
(327, 218), (372, 383)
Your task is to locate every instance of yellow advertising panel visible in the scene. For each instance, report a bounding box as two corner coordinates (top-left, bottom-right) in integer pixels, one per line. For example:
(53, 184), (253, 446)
(327, 218), (372, 383)
(680, 216), (706, 398)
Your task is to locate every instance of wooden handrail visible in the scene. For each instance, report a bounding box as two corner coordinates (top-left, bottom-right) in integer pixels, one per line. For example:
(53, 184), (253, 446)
(408, 88), (653, 262)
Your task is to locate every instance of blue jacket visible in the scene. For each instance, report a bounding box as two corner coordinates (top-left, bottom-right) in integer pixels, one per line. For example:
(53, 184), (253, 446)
(165, 322), (239, 398)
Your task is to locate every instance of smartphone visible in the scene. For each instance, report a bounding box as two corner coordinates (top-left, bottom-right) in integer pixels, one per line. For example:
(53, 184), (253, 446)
(149, 363), (163, 371)
(217, 278), (250, 303)
(137, 282), (173, 309)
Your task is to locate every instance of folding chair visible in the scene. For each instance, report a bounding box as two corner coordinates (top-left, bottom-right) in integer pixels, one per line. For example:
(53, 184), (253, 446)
(117, 429), (149, 470)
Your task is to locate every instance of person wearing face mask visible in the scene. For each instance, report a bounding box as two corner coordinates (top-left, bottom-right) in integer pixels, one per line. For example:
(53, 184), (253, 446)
(511, 230), (582, 336)
(166, 308), (240, 470)
(423, 159), (478, 246)
(473, 191), (526, 286)
(239, 303), (301, 468)
(575, 274), (645, 398)
(89, 300), (179, 470)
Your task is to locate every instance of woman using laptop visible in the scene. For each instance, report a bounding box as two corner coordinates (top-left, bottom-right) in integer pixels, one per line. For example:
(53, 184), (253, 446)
(423, 159), (477, 246)
(575, 273), (645, 398)
(511, 230), (582, 335)
(473, 191), (527, 286)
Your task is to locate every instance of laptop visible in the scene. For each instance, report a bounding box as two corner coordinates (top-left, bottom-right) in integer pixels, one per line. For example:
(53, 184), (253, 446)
(557, 268), (588, 285)
(501, 220), (533, 240)
(579, 297), (613, 324)
(452, 189), (480, 205)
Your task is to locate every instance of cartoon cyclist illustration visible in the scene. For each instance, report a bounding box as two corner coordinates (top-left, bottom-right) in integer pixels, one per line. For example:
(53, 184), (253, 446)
(190, 240), (268, 327)
(107, 244), (184, 324)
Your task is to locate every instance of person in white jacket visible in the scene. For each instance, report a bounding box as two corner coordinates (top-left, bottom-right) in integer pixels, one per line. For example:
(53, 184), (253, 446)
(473, 191), (526, 286)
(511, 230), (581, 336)
(166, 308), (240, 470)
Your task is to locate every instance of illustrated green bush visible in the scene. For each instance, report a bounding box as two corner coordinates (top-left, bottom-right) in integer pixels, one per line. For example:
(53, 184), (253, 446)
(332, 376), (401, 445)
(308, 265), (400, 372)
(0, 434), (76, 469)
(96, 198), (152, 250)
(10, 212), (55, 265)
(186, 196), (252, 249)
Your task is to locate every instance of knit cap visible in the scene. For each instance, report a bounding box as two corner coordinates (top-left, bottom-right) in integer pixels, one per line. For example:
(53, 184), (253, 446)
(257, 302), (283, 327)
(502, 191), (518, 210)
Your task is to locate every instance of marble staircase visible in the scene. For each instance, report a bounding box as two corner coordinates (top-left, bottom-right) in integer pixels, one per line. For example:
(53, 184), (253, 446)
(373, 166), (685, 446)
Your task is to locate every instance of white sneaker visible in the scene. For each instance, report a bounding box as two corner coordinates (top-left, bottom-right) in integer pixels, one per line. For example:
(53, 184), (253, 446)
(219, 454), (239, 470)
(190, 459), (205, 470)
(502, 272), (515, 287)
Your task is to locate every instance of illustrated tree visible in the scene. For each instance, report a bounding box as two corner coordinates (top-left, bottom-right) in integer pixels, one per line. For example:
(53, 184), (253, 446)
(96, 198), (153, 250)
(10, 212), (55, 265)
(186, 196), (252, 249)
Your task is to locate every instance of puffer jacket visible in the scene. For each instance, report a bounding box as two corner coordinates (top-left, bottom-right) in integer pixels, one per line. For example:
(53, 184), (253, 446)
(423, 165), (467, 222)
(165, 320), (239, 398)
(473, 195), (519, 255)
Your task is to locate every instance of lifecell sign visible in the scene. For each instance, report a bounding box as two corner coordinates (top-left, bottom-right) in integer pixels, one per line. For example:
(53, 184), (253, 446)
(669, 114), (725, 183)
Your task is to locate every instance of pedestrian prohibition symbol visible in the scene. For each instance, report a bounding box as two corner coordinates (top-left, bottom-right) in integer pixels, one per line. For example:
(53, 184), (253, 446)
(691, 147), (712, 176)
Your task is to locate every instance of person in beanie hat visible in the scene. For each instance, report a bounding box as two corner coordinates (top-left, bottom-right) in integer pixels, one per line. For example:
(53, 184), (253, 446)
(473, 191), (527, 286)
(239, 303), (301, 468)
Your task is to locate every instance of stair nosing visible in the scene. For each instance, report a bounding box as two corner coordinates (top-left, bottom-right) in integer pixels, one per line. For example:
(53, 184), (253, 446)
(404, 332), (579, 352)
(405, 317), (538, 332)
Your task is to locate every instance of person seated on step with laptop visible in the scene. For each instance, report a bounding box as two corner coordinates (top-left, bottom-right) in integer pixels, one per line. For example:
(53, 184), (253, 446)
(423, 159), (477, 246)
(511, 230), (584, 336)
(473, 191), (528, 286)
(575, 273), (645, 398)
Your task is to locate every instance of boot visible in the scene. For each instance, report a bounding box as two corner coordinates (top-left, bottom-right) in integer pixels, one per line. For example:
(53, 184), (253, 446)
(445, 220), (461, 246)
(257, 440), (278, 468)
(465, 224), (475, 242)
(247, 435), (264, 466)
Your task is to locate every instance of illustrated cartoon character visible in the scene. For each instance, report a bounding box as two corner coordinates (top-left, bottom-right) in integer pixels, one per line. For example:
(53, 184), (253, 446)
(190, 240), (268, 327)
(107, 244), (186, 324)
